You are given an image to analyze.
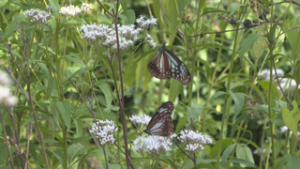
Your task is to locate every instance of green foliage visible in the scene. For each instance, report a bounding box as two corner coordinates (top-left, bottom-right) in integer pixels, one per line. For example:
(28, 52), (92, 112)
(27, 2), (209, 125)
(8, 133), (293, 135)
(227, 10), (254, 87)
(1, 0), (300, 169)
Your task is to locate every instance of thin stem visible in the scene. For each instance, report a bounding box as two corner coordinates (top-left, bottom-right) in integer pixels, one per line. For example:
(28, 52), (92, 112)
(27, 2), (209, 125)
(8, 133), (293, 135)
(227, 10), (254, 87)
(0, 109), (15, 169)
(103, 146), (109, 169)
(24, 123), (33, 169)
(111, 8), (132, 168)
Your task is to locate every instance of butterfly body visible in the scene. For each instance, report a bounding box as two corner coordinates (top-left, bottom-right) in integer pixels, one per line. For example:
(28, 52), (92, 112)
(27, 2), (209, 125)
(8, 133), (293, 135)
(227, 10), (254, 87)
(144, 101), (174, 136)
(147, 45), (191, 85)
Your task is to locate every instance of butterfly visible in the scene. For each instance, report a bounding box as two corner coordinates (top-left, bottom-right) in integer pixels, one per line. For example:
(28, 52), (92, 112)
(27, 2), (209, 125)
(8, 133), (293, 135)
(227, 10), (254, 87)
(147, 44), (191, 85)
(144, 101), (174, 136)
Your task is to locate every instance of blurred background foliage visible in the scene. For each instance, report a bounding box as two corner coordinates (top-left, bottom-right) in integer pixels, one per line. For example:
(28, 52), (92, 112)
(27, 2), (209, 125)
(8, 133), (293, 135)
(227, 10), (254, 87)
(1, 0), (300, 168)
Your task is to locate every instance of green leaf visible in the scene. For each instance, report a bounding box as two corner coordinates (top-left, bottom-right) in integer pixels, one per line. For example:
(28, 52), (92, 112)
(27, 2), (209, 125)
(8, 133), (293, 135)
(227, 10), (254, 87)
(187, 102), (203, 121)
(120, 0), (127, 12)
(210, 138), (234, 159)
(3, 14), (25, 39)
(169, 79), (180, 102)
(119, 10), (136, 24)
(236, 144), (255, 166)
(253, 36), (268, 59)
(228, 91), (247, 117)
(52, 149), (64, 165)
(226, 158), (255, 167)
(46, 75), (56, 99)
(221, 144), (236, 166)
(62, 55), (86, 67)
(98, 81), (113, 110)
(282, 101), (300, 137)
(56, 100), (72, 130)
(230, 3), (243, 16)
(283, 19), (300, 55)
(68, 144), (84, 164)
(285, 154), (300, 169)
(209, 91), (227, 101)
(259, 81), (279, 108)
(109, 164), (121, 169)
(74, 119), (83, 137)
(239, 34), (262, 63)
(49, 0), (59, 19)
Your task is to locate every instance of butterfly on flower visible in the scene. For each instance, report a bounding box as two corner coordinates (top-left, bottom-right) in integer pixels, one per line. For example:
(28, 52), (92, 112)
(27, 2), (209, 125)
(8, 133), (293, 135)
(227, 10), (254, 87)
(144, 101), (174, 136)
(147, 44), (191, 85)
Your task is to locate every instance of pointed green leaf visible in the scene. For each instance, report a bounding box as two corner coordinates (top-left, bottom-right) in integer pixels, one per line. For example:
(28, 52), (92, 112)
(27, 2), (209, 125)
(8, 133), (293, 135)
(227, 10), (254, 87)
(236, 144), (254, 165)
(56, 100), (71, 130)
(239, 34), (262, 62)
(228, 91), (247, 117)
(221, 144), (236, 166)
(282, 101), (300, 137)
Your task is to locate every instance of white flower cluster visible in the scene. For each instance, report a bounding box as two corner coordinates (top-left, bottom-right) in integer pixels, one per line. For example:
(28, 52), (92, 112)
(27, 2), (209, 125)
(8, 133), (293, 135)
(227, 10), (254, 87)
(0, 72), (18, 106)
(129, 114), (151, 126)
(80, 15), (158, 50)
(178, 130), (212, 153)
(136, 15), (158, 29)
(24, 9), (52, 24)
(60, 3), (91, 17)
(89, 119), (118, 145)
(133, 135), (174, 157)
(80, 23), (143, 50)
(81, 3), (92, 13)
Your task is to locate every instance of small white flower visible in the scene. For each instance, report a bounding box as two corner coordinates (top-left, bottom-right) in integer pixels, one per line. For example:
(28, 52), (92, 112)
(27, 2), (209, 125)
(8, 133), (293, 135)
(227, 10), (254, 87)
(89, 120), (118, 145)
(136, 15), (158, 28)
(178, 130), (212, 153)
(60, 5), (82, 17)
(5, 96), (18, 106)
(185, 144), (204, 152)
(0, 72), (18, 106)
(133, 136), (173, 157)
(129, 114), (152, 126)
(145, 34), (156, 48)
(24, 9), (52, 24)
(0, 73), (12, 86)
(81, 3), (92, 13)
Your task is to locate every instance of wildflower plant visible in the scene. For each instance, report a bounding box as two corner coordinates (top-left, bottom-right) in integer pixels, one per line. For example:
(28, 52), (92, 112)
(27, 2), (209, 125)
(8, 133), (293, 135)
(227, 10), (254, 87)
(2, 0), (300, 169)
(24, 9), (52, 25)
(90, 120), (118, 145)
(133, 135), (174, 158)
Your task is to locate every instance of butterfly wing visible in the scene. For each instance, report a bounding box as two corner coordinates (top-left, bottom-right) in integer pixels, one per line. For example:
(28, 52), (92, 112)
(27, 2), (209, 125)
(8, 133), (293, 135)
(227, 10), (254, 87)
(147, 45), (191, 85)
(164, 48), (191, 85)
(144, 101), (174, 136)
(147, 47), (170, 79)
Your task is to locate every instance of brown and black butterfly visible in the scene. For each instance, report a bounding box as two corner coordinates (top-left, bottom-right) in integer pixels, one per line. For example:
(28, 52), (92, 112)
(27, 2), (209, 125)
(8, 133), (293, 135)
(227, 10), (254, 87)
(147, 44), (191, 85)
(144, 101), (174, 136)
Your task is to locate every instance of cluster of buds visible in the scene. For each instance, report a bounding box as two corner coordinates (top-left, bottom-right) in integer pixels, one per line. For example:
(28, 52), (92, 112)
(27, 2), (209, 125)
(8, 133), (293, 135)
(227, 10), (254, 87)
(0, 72), (18, 106)
(89, 120), (118, 145)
